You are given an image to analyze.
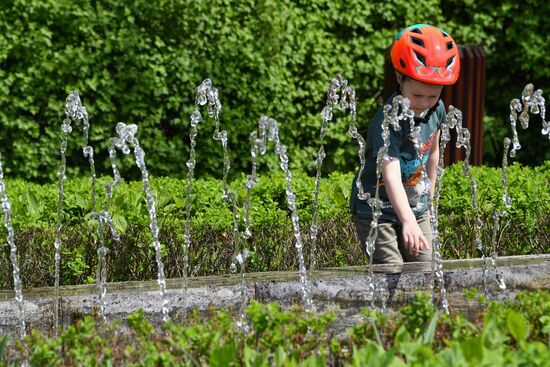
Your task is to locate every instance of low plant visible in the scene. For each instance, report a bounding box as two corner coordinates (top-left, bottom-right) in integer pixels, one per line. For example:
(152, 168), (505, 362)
(3, 290), (550, 366)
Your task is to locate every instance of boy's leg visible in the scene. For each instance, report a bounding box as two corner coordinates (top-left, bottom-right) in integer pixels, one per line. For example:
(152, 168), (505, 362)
(399, 212), (433, 262)
(353, 215), (404, 264)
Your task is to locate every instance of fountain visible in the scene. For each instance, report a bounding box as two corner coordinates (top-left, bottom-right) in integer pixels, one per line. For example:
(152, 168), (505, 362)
(109, 122), (171, 322)
(0, 155), (25, 338)
(52, 92), (94, 334)
(489, 84), (548, 292)
(181, 79), (242, 319)
(244, 116), (314, 313)
(0, 78), (548, 340)
(311, 75), (359, 271)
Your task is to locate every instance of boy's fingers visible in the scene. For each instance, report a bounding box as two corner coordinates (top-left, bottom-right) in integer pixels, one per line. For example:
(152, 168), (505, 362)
(404, 234), (411, 250)
(424, 238), (431, 250)
(409, 236), (418, 256)
(408, 236), (418, 255)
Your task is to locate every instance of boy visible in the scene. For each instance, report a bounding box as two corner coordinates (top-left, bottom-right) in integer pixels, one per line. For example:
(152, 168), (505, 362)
(350, 24), (460, 264)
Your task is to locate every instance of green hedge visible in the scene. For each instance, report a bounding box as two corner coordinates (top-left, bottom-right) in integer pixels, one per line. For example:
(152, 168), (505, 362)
(0, 162), (548, 288)
(1, 0), (548, 183)
(4, 291), (550, 366)
(442, 0), (550, 166)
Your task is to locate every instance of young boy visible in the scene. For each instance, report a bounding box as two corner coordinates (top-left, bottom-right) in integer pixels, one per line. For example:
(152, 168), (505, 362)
(350, 24), (460, 264)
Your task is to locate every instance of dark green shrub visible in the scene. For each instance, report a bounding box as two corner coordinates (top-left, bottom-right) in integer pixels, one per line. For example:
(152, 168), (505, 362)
(0, 162), (548, 288)
(442, 0), (550, 166)
(0, 0), (461, 184)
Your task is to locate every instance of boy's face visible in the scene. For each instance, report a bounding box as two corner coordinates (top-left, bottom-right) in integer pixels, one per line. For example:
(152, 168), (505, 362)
(398, 75), (443, 117)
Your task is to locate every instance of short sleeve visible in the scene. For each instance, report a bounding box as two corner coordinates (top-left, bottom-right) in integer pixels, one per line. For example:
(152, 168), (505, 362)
(436, 100), (446, 129)
(367, 108), (404, 160)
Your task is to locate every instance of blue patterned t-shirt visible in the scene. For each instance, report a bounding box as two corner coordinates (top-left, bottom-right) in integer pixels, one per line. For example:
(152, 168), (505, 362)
(350, 93), (445, 222)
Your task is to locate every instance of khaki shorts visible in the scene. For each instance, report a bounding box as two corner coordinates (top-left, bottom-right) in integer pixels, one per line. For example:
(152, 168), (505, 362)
(353, 212), (433, 264)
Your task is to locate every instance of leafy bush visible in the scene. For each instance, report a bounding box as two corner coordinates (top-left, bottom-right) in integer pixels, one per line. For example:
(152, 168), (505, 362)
(438, 161), (550, 258)
(442, 0), (550, 166)
(0, 0), (445, 183)
(0, 162), (548, 288)
(2, 0), (548, 184)
(4, 290), (550, 366)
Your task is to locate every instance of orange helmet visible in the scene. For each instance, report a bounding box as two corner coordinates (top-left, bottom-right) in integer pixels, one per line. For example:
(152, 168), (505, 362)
(391, 24), (460, 85)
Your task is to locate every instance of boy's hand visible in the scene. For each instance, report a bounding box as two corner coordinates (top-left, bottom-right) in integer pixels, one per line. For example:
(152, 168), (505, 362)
(402, 219), (430, 256)
(381, 158), (431, 256)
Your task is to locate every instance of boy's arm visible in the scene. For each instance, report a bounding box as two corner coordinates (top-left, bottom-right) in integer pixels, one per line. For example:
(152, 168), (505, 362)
(426, 130), (440, 200)
(381, 158), (430, 256)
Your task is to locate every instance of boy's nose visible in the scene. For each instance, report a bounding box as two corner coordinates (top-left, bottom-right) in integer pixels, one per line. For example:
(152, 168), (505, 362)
(417, 99), (432, 110)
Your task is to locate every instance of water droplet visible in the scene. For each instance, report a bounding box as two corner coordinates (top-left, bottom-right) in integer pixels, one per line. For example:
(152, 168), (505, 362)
(127, 124), (138, 138)
(496, 274), (507, 290)
(474, 239), (483, 250)
(197, 93), (207, 106)
(61, 123), (72, 133)
(503, 194), (512, 208)
(82, 146), (93, 157)
(236, 253), (244, 265)
(321, 106), (333, 121)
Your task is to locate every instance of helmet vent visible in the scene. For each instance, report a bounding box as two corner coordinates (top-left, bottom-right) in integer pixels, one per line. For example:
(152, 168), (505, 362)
(413, 51), (426, 67)
(446, 56), (455, 69)
(400, 58), (406, 68)
(411, 37), (425, 48)
(446, 41), (454, 50)
(411, 28), (422, 34)
(441, 31), (449, 38)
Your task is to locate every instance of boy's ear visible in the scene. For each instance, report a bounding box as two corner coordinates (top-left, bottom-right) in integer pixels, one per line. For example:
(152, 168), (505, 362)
(395, 71), (403, 84)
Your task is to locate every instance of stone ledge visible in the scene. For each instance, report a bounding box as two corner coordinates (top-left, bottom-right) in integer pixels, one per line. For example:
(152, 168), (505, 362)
(1, 254), (549, 337)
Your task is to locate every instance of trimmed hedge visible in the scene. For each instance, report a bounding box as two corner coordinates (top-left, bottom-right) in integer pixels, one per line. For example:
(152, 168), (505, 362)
(0, 162), (548, 288)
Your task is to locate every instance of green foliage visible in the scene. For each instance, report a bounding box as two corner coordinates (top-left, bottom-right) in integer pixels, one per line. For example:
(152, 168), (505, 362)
(438, 161), (550, 258)
(0, 162), (548, 288)
(350, 342), (406, 367)
(0, 337), (7, 366)
(0, 0), (446, 183)
(442, 0), (550, 166)
(0, 0), (548, 186)
(398, 292), (436, 338)
(5, 290), (550, 366)
(246, 301), (335, 360)
(0, 170), (360, 287)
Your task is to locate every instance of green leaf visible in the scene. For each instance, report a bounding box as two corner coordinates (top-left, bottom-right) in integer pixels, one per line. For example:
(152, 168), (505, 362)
(507, 310), (530, 342)
(0, 335), (7, 360)
(422, 312), (440, 345)
(352, 341), (406, 367)
(459, 335), (484, 363)
(110, 213), (128, 234)
(243, 346), (269, 367)
(210, 342), (237, 367)
(272, 346), (288, 367)
(24, 188), (42, 217)
(540, 315), (550, 335)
